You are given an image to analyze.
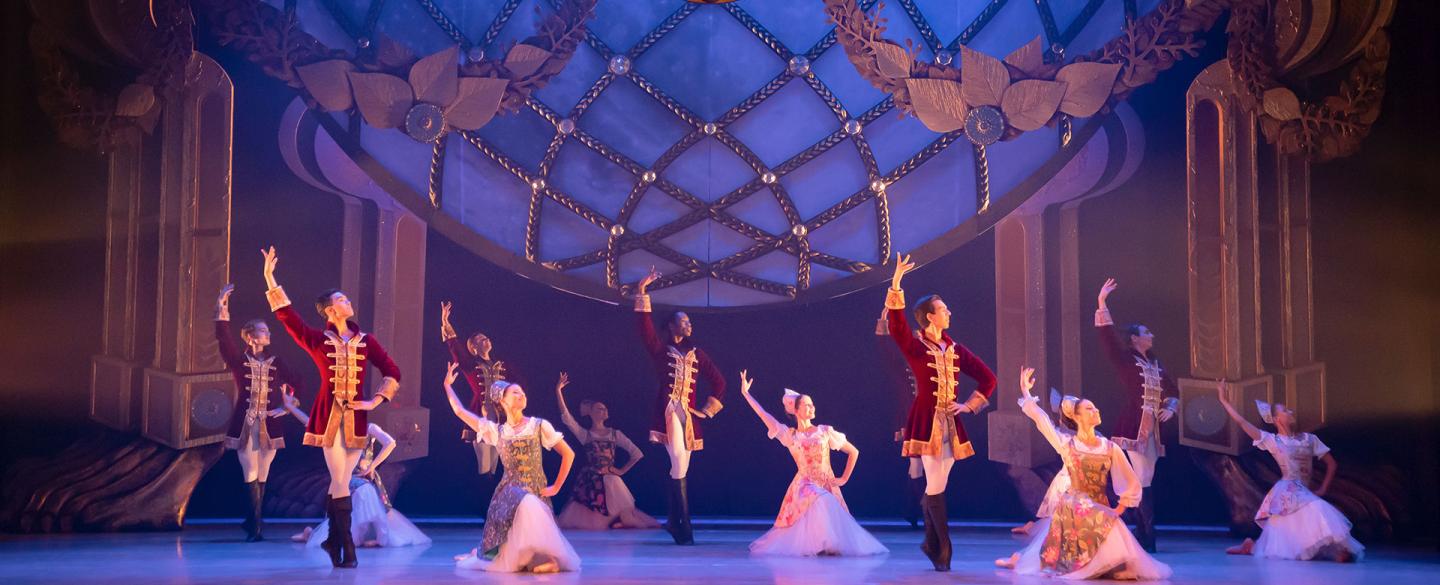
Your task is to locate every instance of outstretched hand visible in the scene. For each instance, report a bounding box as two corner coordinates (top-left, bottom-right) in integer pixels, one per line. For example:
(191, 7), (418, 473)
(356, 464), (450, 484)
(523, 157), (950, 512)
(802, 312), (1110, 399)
(1098, 277), (1118, 306)
(443, 362), (460, 388)
(217, 283), (234, 308)
(739, 369), (754, 396)
(441, 300), (453, 325)
(282, 386), (299, 410)
(890, 253), (916, 288)
(1020, 367), (1037, 398)
(556, 372), (570, 393)
(261, 246), (279, 288)
(638, 266), (661, 294)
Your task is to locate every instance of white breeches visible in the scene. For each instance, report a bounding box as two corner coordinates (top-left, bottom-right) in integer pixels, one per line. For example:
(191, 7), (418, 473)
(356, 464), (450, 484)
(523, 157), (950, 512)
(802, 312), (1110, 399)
(1125, 440), (1159, 488)
(236, 422), (277, 483)
(323, 414), (363, 497)
(919, 415), (957, 495)
(662, 406), (691, 480)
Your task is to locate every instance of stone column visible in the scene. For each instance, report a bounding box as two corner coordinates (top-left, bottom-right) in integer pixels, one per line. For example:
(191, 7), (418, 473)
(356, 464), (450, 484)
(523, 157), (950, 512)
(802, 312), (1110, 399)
(987, 211), (1056, 468)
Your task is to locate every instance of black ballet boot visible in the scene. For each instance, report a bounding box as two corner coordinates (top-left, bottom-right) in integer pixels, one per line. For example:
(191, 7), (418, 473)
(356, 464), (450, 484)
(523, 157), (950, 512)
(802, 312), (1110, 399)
(904, 477), (925, 529)
(666, 478), (694, 545)
(320, 496), (343, 566)
(1136, 487), (1157, 553)
(243, 481), (265, 542)
(333, 495), (358, 568)
(920, 494), (952, 571)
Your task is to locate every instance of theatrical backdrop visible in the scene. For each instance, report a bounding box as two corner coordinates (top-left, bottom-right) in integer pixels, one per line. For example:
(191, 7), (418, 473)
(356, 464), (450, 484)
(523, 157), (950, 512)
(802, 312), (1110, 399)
(1, 0), (1436, 574)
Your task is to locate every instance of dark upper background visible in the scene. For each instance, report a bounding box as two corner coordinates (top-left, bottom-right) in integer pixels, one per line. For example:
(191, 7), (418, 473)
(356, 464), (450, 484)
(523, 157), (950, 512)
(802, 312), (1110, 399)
(2, 2), (1435, 537)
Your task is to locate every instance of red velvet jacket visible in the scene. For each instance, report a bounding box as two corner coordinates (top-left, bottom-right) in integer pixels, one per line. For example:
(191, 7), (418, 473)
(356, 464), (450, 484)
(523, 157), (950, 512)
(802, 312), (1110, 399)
(215, 319), (302, 450)
(885, 288), (996, 460)
(1096, 309), (1179, 454)
(268, 287), (400, 449)
(444, 335), (506, 441)
(635, 296), (726, 451)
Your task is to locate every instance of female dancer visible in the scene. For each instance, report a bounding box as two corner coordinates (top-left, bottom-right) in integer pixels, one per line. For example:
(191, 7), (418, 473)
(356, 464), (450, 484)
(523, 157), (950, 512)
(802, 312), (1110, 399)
(214, 284), (303, 542)
(283, 391), (430, 548)
(1218, 395), (1362, 561)
(1010, 388), (1075, 538)
(554, 372), (659, 530)
(443, 363), (580, 573)
(262, 247), (401, 568)
(739, 371), (887, 557)
(1013, 367), (1171, 580)
(882, 254), (997, 571)
(998, 388), (1077, 568)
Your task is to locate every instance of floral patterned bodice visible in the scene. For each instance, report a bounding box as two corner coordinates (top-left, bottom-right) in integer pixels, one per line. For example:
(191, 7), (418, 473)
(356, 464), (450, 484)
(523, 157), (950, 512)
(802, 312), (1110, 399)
(785, 426), (841, 486)
(1064, 437), (1113, 505)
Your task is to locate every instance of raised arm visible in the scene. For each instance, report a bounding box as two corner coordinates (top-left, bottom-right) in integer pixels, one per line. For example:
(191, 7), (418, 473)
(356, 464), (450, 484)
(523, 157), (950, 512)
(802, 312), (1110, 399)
(884, 253), (921, 355)
(1017, 367), (1067, 453)
(213, 284), (245, 371)
(262, 247), (325, 351)
(440, 301), (479, 370)
(1217, 393), (1262, 442)
(554, 372), (587, 441)
(634, 266), (665, 355)
(442, 362), (484, 432)
(1093, 278), (1131, 370)
(360, 424), (397, 476)
(738, 370), (785, 439)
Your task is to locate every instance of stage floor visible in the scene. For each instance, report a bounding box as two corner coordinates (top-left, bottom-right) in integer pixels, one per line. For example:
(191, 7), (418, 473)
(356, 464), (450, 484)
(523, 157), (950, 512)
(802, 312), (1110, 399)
(1, 520), (1434, 584)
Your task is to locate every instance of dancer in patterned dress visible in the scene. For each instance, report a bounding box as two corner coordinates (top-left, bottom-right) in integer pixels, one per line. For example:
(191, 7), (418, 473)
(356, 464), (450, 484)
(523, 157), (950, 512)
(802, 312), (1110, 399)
(443, 363), (579, 573)
(554, 372), (659, 530)
(1218, 395), (1362, 562)
(740, 371), (886, 557)
(284, 391), (430, 548)
(1012, 367), (1171, 580)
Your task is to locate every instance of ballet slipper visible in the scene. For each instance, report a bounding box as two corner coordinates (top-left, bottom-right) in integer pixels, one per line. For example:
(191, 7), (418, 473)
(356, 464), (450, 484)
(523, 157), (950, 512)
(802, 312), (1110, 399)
(1011, 520), (1034, 536)
(1225, 538), (1255, 555)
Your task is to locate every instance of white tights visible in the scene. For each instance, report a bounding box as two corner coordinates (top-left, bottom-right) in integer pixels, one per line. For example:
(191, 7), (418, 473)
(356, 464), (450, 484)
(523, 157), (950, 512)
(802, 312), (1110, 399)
(236, 446), (277, 483)
(662, 406), (692, 480)
(322, 415), (363, 497)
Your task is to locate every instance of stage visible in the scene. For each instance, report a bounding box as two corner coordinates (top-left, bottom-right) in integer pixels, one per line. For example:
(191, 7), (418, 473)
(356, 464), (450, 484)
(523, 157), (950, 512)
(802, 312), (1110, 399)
(1, 520), (1431, 584)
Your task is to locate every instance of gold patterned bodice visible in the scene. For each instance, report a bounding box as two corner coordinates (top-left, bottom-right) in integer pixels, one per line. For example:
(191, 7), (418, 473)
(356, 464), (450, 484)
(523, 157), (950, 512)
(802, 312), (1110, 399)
(242, 355), (277, 425)
(1065, 438), (1114, 504)
(665, 347), (699, 403)
(323, 330), (368, 404)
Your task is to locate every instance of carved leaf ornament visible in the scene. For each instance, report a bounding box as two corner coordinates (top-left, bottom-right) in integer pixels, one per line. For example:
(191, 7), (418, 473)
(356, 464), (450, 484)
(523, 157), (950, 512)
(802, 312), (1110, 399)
(823, 0), (1391, 161)
(206, 0), (597, 143)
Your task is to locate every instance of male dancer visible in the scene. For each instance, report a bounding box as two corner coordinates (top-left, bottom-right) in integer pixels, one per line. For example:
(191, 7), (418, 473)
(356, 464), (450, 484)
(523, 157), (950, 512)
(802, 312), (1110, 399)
(1095, 277), (1179, 552)
(883, 254), (997, 571)
(214, 283), (303, 542)
(262, 246), (401, 567)
(440, 301), (507, 475)
(634, 267), (726, 545)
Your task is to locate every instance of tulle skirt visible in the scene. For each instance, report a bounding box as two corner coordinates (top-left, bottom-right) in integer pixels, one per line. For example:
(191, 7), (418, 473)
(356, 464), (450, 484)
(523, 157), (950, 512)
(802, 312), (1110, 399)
(1254, 498), (1365, 561)
(557, 474), (660, 530)
(1036, 468), (1072, 518)
(1015, 514), (1171, 580)
(749, 491), (888, 557)
(300, 482), (431, 547)
(457, 494), (581, 573)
